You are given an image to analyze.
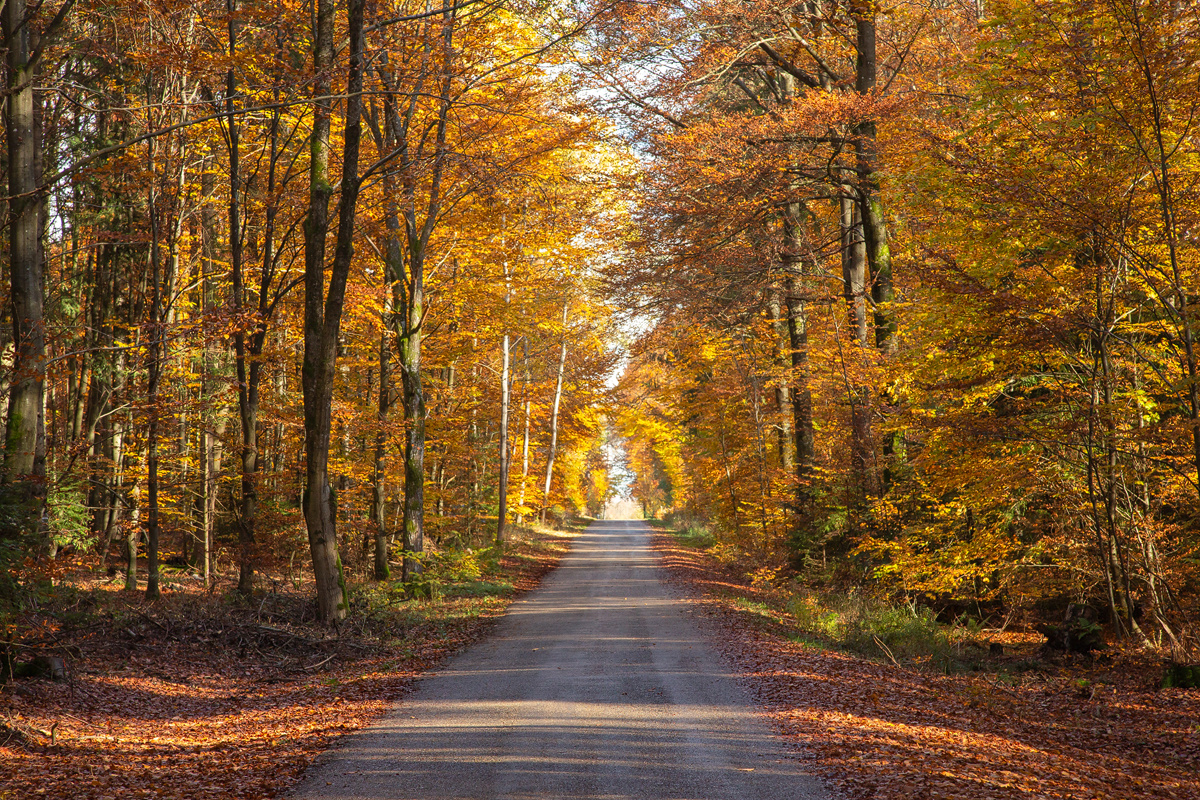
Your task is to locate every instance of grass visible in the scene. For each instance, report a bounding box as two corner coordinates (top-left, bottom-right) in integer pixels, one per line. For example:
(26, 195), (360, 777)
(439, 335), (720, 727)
(663, 524), (983, 671)
(790, 591), (956, 665)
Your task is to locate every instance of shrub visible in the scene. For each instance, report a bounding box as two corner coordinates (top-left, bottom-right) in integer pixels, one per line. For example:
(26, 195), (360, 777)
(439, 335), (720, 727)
(788, 593), (844, 640)
(844, 603), (953, 663)
(664, 510), (715, 548)
(427, 547), (491, 583)
(788, 591), (954, 664)
(48, 485), (93, 552)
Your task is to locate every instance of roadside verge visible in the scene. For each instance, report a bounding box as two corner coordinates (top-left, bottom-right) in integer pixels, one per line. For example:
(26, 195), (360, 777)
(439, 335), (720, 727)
(651, 527), (1200, 800)
(0, 524), (580, 800)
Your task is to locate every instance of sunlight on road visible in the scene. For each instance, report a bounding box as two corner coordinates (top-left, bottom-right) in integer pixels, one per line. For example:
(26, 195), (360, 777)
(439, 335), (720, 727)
(603, 498), (643, 519)
(290, 520), (828, 800)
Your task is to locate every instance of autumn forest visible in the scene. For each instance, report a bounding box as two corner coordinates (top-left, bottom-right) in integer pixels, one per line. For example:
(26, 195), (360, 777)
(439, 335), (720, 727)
(2, 0), (1200, 651)
(1, 0), (1200, 793)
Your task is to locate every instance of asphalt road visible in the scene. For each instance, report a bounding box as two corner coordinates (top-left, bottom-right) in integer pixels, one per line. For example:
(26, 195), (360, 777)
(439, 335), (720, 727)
(289, 518), (830, 800)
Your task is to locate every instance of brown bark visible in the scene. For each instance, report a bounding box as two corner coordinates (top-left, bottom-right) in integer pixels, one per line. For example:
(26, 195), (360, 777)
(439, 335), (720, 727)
(852, 3), (896, 356)
(370, 329), (390, 580)
(2, 0), (47, 539)
(782, 205), (815, 510)
(302, 0), (366, 622)
(841, 188), (878, 499)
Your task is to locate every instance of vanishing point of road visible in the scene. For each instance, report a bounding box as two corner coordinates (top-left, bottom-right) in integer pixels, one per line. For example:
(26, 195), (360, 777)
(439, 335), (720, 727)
(290, 519), (830, 800)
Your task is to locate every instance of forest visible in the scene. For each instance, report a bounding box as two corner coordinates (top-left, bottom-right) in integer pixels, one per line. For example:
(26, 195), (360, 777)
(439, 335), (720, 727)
(1, 0), (1199, 797)
(609, 0), (1200, 656)
(0, 0), (624, 624)
(0, 0), (1196, 706)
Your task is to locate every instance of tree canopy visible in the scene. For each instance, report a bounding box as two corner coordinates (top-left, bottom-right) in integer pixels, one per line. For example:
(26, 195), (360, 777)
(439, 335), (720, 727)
(1, 0), (1197, 652)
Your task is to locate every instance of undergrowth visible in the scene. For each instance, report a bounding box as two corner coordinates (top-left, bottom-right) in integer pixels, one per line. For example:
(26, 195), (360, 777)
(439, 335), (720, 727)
(660, 510), (715, 549)
(348, 524), (574, 637)
(666, 525), (987, 671)
(3, 522), (579, 684)
(790, 592), (958, 665)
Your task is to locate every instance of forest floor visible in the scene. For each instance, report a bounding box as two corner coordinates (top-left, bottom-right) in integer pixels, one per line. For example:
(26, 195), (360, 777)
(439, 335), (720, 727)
(0, 522), (582, 800)
(652, 528), (1200, 800)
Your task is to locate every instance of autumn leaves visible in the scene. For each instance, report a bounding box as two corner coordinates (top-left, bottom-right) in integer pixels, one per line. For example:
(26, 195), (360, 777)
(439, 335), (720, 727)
(2, 0), (618, 616)
(605, 0), (1200, 646)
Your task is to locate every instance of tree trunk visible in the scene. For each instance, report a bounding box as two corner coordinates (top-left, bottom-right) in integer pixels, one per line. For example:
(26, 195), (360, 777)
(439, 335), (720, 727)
(541, 299), (569, 525)
(196, 166), (226, 586)
(394, 0), (458, 571)
(774, 70), (816, 514)
(852, 4), (895, 356)
(145, 164), (163, 600)
(782, 206), (815, 510)
(226, 3), (258, 595)
(2, 0), (47, 539)
(87, 246), (114, 545)
(301, 0), (365, 622)
(398, 298), (425, 579)
(126, 476), (140, 592)
(202, 404), (226, 589)
(768, 292), (793, 473)
(852, 6), (900, 495)
(841, 188), (877, 499)
(496, 281), (511, 545)
(517, 338), (530, 525)
(371, 329), (390, 580)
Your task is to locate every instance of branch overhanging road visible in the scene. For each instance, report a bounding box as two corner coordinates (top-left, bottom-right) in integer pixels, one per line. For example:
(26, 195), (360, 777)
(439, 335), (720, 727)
(290, 519), (830, 800)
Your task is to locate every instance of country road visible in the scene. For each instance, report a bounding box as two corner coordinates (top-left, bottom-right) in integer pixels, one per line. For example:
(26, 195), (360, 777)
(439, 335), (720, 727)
(289, 519), (830, 800)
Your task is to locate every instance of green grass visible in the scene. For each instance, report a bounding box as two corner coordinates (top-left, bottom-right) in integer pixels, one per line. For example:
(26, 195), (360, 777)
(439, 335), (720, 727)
(443, 579), (514, 598)
(676, 528), (716, 549)
(660, 510), (716, 549)
(788, 592), (955, 664)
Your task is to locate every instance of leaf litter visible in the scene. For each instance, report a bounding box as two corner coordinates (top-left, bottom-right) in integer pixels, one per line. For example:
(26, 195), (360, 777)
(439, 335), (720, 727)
(0, 528), (575, 800)
(8, 525), (1197, 799)
(652, 531), (1200, 800)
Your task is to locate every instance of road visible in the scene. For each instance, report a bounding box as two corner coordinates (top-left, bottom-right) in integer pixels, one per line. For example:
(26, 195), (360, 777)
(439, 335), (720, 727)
(289, 519), (830, 800)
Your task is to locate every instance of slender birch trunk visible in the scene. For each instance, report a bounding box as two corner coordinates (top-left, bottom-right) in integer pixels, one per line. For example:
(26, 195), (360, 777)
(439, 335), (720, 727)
(517, 338), (530, 525)
(496, 263), (512, 545)
(541, 299), (569, 525)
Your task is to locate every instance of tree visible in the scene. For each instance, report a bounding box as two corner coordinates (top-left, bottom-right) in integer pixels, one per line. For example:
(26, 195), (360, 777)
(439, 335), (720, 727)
(301, 0), (366, 622)
(1, 0), (75, 546)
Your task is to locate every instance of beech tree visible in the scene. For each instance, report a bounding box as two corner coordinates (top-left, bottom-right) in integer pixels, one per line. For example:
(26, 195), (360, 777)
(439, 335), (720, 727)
(1, 0), (75, 549)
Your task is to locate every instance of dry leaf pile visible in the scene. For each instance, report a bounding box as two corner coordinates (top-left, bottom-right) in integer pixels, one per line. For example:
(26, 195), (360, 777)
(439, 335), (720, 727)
(0, 530), (573, 800)
(653, 532), (1200, 800)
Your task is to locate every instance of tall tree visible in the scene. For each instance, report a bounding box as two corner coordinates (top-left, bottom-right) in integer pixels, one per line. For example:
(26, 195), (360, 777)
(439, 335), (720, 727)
(301, 0), (366, 622)
(1, 0), (74, 542)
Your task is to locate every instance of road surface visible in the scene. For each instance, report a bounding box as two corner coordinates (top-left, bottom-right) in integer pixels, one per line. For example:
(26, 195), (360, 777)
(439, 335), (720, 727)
(290, 519), (830, 800)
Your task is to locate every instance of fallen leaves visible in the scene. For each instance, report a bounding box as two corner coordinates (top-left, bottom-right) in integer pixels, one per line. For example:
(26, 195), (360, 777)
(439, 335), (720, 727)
(0, 528), (575, 800)
(652, 531), (1200, 800)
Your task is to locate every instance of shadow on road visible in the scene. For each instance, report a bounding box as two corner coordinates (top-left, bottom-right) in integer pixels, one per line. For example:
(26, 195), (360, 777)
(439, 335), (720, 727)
(291, 519), (827, 800)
